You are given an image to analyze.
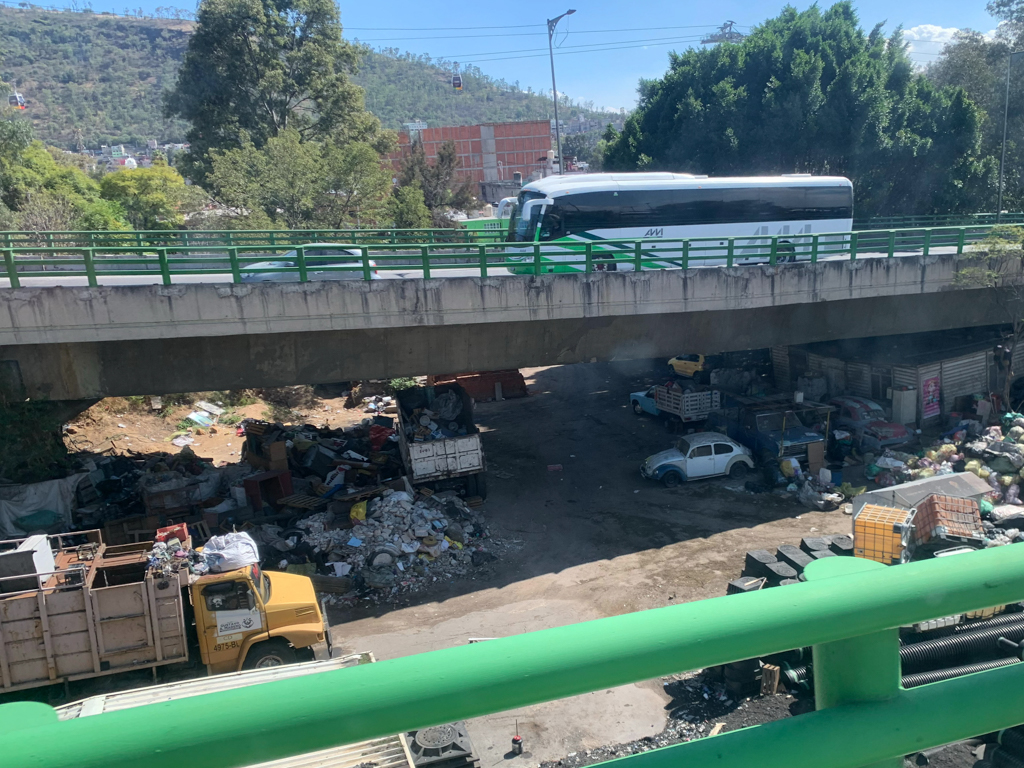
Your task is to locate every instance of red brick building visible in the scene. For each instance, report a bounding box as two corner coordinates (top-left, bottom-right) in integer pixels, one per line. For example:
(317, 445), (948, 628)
(389, 120), (553, 185)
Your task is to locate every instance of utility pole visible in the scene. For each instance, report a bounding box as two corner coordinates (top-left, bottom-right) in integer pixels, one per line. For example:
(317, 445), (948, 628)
(999, 51), (1024, 222)
(547, 9), (575, 174)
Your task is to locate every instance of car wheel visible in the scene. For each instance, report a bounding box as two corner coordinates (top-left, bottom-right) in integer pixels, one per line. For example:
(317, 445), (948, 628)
(662, 472), (682, 488)
(729, 462), (749, 480)
(632, 401), (644, 415)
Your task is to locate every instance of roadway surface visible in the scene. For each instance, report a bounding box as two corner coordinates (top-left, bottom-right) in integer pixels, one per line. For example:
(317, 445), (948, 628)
(0, 247), (964, 287)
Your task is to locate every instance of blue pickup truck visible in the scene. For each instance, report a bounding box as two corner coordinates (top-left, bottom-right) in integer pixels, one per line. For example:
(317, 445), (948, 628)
(707, 394), (833, 463)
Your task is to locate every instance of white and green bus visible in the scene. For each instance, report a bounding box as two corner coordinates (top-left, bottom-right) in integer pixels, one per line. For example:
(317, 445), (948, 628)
(504, 173), (854, 272)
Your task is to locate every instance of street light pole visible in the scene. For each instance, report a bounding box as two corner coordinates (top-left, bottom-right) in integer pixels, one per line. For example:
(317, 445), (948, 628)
(998, 51), (1024, 222)
(547, 9), (575, 175)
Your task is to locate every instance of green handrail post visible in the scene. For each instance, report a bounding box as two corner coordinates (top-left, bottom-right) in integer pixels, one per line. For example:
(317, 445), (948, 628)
(634, 240), (642, 272)
(849, 232), (859, 260)
(769, 237), (777, 266)
(585, 241), (593, 273)
(888, 231), (896, 258)
(83, 247), (98, 287)
(534, 243), (541, 275)
(811, 234), (819, 262)
(958, 227), (967, 254)
(158, 248), (172, 285)
(421, 245), (430, 279)
(807, 557), (902, 768)
(361, 247), (372, 281)
(479, 245), (487, 278)
(228, 247), (241, 284)
(46, 231), (54, 250)
(726, 238), (734, 267)
(923, 229), (932, 257)
(296, 245), (308, 282)
(135, 231), (143, 249)
(3, 249), (19, 288)
(681, 239), (689, 269)
(226, 231), (234, 248)
(182, 230), (189, 249)
(269, 232), (277, 247)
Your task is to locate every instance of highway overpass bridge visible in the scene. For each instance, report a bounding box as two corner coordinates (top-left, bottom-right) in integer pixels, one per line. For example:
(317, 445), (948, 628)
(0, 252), (1018, 401)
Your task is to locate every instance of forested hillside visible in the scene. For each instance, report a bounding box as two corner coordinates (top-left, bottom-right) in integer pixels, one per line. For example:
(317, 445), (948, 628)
(0, 6), (618, 149)
(355, 48), (617, 130)
(0, 7), (192, 147)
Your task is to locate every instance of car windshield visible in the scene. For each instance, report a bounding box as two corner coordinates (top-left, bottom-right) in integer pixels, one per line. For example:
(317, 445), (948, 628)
(675, 438), (692, 453)
(756, 410), (810, 432)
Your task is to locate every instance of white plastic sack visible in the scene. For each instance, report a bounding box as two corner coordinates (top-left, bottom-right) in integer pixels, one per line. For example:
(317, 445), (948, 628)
(202, 531), (260, 573)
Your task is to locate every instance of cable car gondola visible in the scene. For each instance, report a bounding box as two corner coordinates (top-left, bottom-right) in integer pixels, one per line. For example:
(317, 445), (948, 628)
(8, 92), (26, 110)
(452, 74), (462, 91)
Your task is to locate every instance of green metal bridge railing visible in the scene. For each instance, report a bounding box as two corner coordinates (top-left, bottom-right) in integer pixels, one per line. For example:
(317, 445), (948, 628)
(3, 548), (1024, 768)
(0, 224), (998, 286)
(0, 226), (507, 249)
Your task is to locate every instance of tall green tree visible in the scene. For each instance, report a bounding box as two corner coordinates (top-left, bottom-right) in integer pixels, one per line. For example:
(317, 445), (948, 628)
(207, 129), (393, 228)
(396, 140), (475, 226)
(164, 0), (372, 182)
(603, 3), (994, 216)
(99, 165), (193, 229)
(926, 3), (1024, 212)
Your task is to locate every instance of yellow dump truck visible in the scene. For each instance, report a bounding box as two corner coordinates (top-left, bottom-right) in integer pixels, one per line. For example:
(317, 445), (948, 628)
(0, 530), (328, 693)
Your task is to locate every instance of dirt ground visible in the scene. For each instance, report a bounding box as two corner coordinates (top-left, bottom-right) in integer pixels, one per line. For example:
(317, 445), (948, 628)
(329, 361), (853, 764)
(51, 363), (974, 765)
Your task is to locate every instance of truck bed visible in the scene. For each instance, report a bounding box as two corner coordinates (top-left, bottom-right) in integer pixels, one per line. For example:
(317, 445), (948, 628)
(0, 533), (189, 693)
(654, 388), (721, 421)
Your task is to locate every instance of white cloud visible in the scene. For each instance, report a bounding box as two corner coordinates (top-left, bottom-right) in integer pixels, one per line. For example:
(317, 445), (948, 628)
(901, 24), (996, 68)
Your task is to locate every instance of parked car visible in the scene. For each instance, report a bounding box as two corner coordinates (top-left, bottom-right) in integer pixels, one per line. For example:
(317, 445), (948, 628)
(641, 433), (754, 487)
(668, 354), (706, 378)
(241, 244), (377, 282)
(829, 395), (910, 452)
(630, 385), (720, 427)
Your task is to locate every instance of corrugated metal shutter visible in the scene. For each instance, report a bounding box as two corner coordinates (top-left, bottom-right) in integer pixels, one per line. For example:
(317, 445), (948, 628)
(1014, 342), (1024, 378)
(846, 363), (872, 398)
(918, 363), (942, 424)
(820, 357), (846, 399)
(807, 354), (827, 374)
(771, 347), (790, 390)
(940, 351), (987, 414)
(893, 366), (917, 390)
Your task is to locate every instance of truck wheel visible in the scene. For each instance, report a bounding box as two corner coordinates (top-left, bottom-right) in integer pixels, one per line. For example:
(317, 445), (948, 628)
(632, 401), (644, 415)
(729, 462), (749, 480)
(243, 639), (296, 670)
(662, 472), (682, 489)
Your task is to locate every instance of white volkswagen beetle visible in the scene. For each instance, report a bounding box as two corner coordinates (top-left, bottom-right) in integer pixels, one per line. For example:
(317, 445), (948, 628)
(641, 432), (754, 488)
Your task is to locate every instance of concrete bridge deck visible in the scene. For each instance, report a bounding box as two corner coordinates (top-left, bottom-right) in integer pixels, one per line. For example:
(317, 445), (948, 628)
(0, 253), (1014, 400)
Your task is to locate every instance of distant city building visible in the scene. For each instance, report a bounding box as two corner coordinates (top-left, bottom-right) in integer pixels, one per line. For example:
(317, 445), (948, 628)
(147, 139), (159, 150)
(111, 157), (137, 169)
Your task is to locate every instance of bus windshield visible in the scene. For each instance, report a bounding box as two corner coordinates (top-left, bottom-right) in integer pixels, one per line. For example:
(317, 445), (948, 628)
(508, 190), (546, 242)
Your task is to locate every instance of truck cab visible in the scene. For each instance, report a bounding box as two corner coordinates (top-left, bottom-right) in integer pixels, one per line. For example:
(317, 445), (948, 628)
(709, 394), (833, 463)
(194, 564), (325, 674)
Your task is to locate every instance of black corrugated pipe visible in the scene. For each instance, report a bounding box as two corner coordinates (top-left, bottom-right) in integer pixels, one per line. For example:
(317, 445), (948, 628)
(900, 619), (1024, 672)
(993, 746), (1024, 768)
(901, 657), (1021, 688)
(999, 727), (1024, 757)
(902, 609), (1024, 645)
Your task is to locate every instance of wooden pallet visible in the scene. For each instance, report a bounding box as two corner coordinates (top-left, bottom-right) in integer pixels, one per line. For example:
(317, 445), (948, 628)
(277, 494), (328, 509)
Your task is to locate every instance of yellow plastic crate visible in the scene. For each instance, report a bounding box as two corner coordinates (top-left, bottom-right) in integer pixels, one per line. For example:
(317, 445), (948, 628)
(853, 504), (915, 565)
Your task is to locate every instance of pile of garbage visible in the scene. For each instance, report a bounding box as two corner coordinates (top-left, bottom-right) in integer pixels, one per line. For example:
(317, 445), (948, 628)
(773, 458), (864, 511)
(400, 389), (472, 443)
(248, 487), (504, 605)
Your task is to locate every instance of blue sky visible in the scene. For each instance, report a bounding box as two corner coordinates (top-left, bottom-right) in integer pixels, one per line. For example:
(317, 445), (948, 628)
(82, 0), (1003, 110)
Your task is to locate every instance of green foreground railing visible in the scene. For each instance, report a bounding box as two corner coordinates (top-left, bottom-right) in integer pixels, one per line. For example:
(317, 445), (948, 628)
(3, 548), (1024, 768)
(854, 211), (1024, 229)
(0, 224), (996, 286)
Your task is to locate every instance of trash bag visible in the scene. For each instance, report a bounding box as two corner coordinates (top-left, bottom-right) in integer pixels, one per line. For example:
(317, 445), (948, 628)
(965, 459), (982, 476)
(432, 391), (463, 423)
(981, 498), (995, 516)
(202, 532), (260, 573)
(865, 464), (884, 479)
(838, 482), (867, 498)
(350, 501), (367, 522)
